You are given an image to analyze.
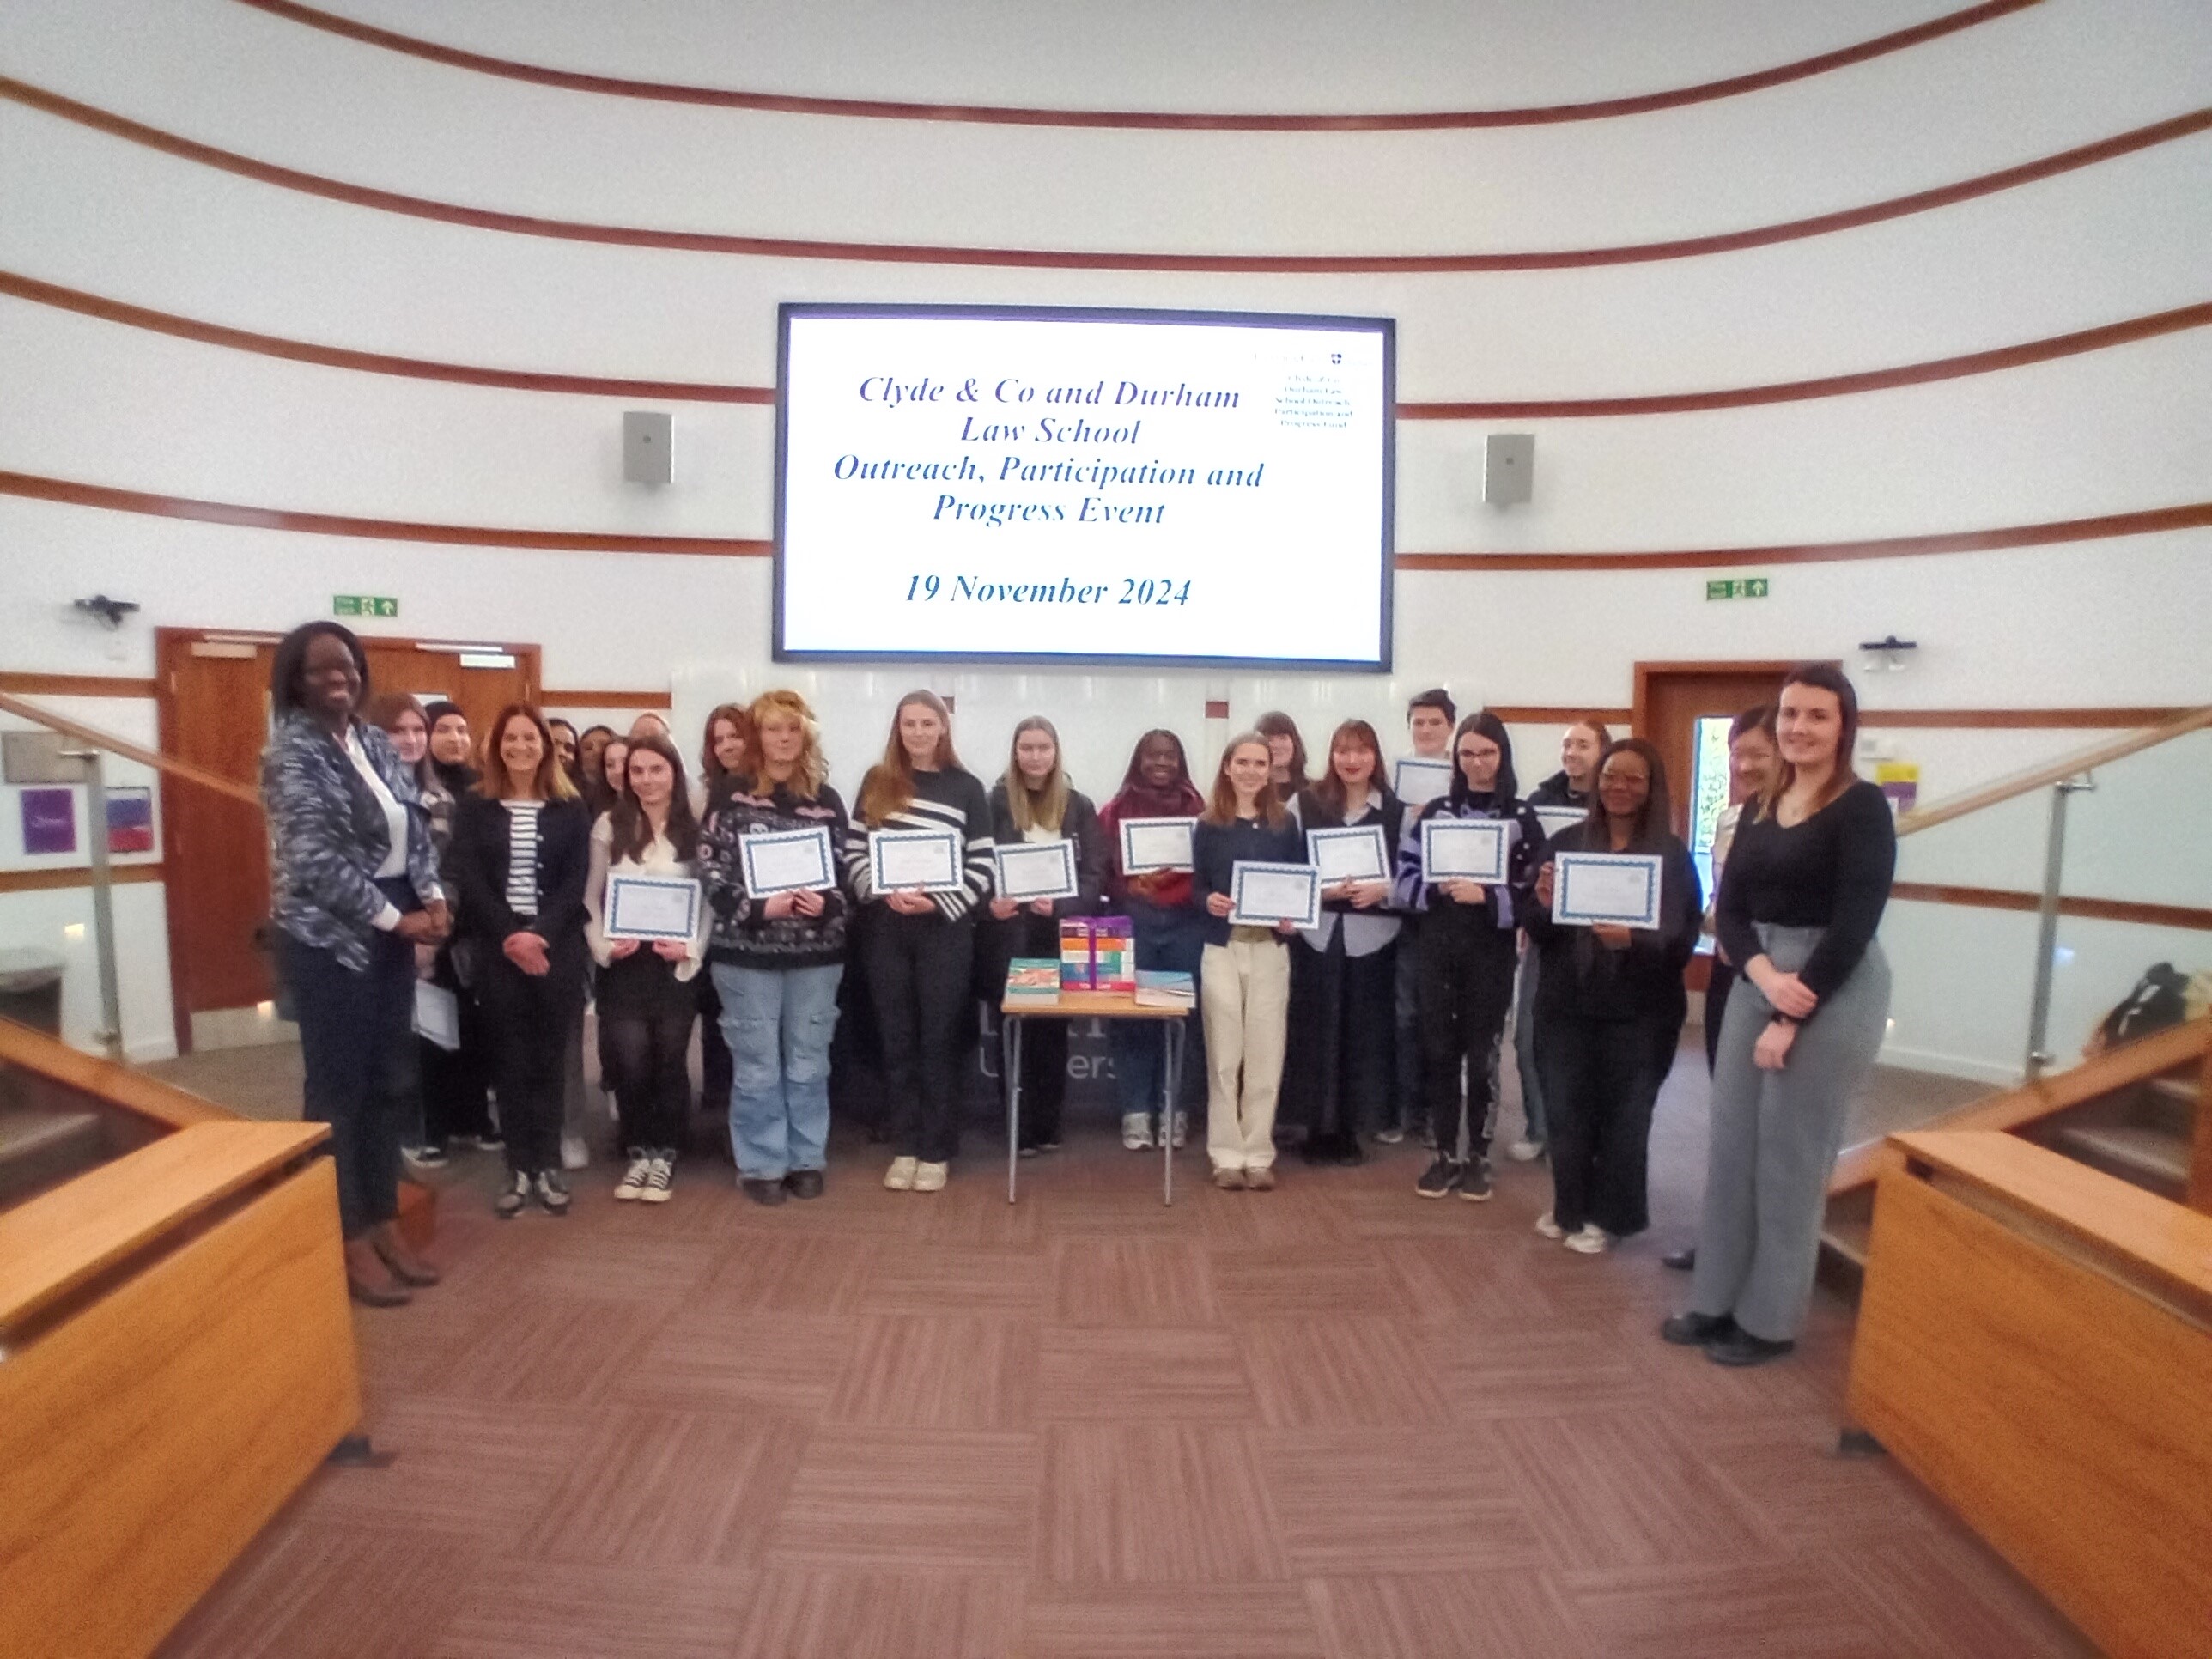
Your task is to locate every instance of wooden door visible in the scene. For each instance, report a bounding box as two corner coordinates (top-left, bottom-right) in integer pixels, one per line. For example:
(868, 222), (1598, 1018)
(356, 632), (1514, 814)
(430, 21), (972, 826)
(156, 630), (538, 1054)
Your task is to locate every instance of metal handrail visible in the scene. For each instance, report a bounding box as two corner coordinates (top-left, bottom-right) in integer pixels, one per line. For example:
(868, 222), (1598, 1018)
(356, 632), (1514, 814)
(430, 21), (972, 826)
(0, 689), (261, 808)
(1894, 704), (2212, 837)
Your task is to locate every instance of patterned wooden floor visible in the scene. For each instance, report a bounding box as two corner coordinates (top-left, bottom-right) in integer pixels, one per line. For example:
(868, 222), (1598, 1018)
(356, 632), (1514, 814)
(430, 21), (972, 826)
(160, 1054), (2090, 1658)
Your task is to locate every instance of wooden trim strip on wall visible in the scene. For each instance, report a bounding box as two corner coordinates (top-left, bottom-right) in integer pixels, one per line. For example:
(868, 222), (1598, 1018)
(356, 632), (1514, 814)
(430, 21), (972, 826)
(1860, 708), (2192, 728)
(1488, 706), (1636, 726)
(238, 0), (2039, 132)
(5, 75), (2204, 274)
(1891, 881), (2212, 932)
(0, 671), (158, 698)
(7, 471), (2204, 570)
(541, 689), (673, 710)
(0, 865), (165, 896)
(9, 270), (2203, 420)
(0, 688), (263, 808)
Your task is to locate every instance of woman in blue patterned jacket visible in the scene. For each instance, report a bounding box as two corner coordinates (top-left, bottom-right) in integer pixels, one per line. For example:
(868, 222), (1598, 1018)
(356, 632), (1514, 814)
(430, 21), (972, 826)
(262, 622), (448, 1306)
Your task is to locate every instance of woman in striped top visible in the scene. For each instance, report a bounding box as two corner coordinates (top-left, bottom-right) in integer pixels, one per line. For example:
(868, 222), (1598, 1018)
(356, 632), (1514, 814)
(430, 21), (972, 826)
(452, 704), (592, 1218)
(844, 690), (995, 1194)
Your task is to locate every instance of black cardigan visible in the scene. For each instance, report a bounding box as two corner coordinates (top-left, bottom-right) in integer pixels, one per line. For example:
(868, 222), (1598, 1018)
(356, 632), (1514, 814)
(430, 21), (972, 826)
(1190, 811), (1307, 946)
(450, 793), (593, 948)
(987, 780), (1109, 917)
(1524, 822), (1701, 1023)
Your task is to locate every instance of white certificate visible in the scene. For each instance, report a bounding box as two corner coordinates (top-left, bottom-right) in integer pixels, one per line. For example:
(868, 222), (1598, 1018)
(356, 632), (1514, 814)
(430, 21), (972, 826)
(605, 873), (703, 941)
(1229, 860), (1322, 927)
(1534, 805), (1589, 842)
(870, 828), (965, 892)
(740, 824), (835, 896)
(994, 839), (1079, 902)
(412, 981), (459, 1051)
(1307, 824), (1389, 884)
(1393, 757), (1452, 807)
(1119, 816), (1196, 873)
(1420, 817), (1509, 884)
(1553, 852), (1664, 928)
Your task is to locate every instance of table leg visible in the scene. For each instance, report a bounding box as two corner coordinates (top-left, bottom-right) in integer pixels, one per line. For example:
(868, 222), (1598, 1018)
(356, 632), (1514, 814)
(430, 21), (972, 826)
(1161, 1019), (1182, 1206)
(1004, 1014), (1023, 1205)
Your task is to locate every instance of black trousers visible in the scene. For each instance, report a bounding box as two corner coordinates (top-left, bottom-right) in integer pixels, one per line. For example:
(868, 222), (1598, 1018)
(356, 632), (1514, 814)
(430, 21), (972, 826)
(420, 957), (493, 1146)
(1704, 956), (1737, 1076)
(1284, 931), (1396, 1156)
(980, 909), (1069, 1146)
(696, 969), (732, 1146)
(862, 908), (975, 1164)
(598, 951), (696, 1154)
(480, 936), (586, 1177)
(1416, 905), (1518, 1163)
(279, 905), (413, 1238)
(1538, 1012), (1672, 1237)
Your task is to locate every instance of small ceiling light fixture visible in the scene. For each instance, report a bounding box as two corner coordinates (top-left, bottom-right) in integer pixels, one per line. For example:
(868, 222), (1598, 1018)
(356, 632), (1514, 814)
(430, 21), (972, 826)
(1858, 634), (1917, 673)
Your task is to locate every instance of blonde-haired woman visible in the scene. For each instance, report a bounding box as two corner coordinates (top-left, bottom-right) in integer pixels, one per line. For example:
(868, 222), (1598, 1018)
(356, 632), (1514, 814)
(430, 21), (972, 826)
(696, 690), (853, 1204)
(983, 716), (1108, 1155)
(844, 690), (994, 1193)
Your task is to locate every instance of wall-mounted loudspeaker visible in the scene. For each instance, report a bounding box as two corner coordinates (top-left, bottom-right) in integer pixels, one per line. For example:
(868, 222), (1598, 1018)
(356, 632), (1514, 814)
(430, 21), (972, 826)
(1482, 433), (1534, 506)
(623, 411), (673, 485)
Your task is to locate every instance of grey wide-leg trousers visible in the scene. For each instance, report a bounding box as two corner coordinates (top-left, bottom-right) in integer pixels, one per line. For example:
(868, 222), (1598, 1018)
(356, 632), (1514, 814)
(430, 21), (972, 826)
(1687, 925), (1891, 1342)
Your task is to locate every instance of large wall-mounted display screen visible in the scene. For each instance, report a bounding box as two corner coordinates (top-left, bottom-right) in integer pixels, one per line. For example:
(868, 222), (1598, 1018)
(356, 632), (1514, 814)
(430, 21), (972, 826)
(775, 305), (1394, 669)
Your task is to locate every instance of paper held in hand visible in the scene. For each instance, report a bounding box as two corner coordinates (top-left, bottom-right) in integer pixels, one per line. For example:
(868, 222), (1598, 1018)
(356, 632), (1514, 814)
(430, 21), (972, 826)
(1533, 805), (1588, 842)
(1419, 817), (1509, 884)
(869, 828), (965, 892)
(1553, 852), (1664, 928)
(740, 823), (835, 897)
(1307, 823), (1389, 885)
(1229, 860), (1322, 928)
(1393, 757), (1451, 807)
(1119, 816), (1196, 874)
(994, 839), (1079, 902)
(605, 874), (703, 941)
(412, 981), (459, 1051)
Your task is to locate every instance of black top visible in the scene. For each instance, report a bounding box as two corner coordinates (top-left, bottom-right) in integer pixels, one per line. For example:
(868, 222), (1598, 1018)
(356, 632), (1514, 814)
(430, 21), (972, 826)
(1717, 777), (1895, 1018)
(1294, 787), (1405, 916)
(1525, 822), (1701, 1023)
(449, 793), (592, 947)
(1527, 770), (1590, 810)
(1190, 812), (1307, 947)
(988, 781), (1109, 917)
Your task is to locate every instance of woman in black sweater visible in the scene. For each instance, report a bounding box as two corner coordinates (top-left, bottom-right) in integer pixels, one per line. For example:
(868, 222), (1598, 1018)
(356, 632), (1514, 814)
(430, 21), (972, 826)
(450, 704), (592, 1218)
(1667, 665), (1896, 1366)
(1526, 738), (1700, 1254)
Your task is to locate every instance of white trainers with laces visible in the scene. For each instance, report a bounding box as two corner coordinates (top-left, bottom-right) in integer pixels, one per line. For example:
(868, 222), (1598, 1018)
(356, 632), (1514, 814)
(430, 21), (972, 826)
(913, 1160), (949, 1193)
(641, 1154), (674, 1204)
(884, 1156), (919, 1190)
(1563, 1223), (1611, 1255)
(614, 1152), (651, 1201)
(1121, 1113), (1154, 1151)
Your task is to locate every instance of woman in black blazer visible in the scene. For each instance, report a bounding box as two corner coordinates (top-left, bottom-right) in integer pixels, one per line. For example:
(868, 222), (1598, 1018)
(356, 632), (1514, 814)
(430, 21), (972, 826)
(452, 704), (592, 1218)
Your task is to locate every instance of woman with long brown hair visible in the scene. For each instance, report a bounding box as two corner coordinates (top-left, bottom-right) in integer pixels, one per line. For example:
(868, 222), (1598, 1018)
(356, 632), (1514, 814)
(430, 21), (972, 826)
(450, 704), (592, 1218)
(843, 690), (994, 1193)
(691, 702), (754, 1147)
(1255, 709), (1310, 805)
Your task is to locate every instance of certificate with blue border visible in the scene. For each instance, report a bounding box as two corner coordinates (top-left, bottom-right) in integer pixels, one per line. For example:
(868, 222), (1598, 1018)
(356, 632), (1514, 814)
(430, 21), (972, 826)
(1119, 815), (1196, 874)
(994, 839), (1079, 902)
(870, 828), (965, 893)
(1533, 805), (1588, 842)
(1229, 860), (1321, 928)
(1393, 757), (1451, 807)
(740, 824), (835, 896)
(1553, 852), (1663, 928)
(1306, 824), (1389, 884)
(605, 873), (703, 941)
(1420, 817), (1508, 884)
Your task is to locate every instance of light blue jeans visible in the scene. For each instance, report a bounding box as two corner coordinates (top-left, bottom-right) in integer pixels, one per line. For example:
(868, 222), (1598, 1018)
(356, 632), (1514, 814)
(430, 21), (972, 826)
(714, 961), (843, 1181)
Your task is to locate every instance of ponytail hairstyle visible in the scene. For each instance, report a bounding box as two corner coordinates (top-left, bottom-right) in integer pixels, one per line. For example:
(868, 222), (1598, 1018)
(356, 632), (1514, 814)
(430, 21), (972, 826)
(1446, 709), (1519, 809)
(1203, 731), (1289, 828)
(607, 732), (698, 862)
(857, 690), (961, 827)
(1003, 715), (1071, 836)
(1759, 663), (1861, 819)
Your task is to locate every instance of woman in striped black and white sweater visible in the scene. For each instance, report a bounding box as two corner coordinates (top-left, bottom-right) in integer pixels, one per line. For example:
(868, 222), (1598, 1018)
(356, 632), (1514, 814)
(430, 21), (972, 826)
(843, 690), (995, 1193)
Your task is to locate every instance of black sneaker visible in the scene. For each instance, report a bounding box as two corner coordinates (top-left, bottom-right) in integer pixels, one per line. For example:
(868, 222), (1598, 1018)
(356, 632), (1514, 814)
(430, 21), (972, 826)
(1459, 1157), (1494, 1201)
(783, 1169), (824, 1200)
(403, 1143), (448, 1170)
(1661, 1311), (1735, 1346)
(534, 1169), (571, 1216)
(1414, 1155), (1462, 1199)
(741, 1176), (787, 1206)
(1705, 1328), (1795, 1368)
(494, 1170), (530, 1219)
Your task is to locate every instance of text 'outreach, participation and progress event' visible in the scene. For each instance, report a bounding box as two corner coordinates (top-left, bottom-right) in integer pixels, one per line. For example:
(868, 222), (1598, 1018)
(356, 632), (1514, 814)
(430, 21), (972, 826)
(776, 307), (1393, 668)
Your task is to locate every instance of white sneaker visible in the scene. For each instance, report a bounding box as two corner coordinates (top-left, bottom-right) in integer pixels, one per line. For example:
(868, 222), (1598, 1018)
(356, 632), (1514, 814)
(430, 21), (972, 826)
(884, 1156), (919, 1190)
(913, 1160), (949, 1193)
(1121, 1113), (1154, 1151)
(561, 1134), (590, 1171)
(1506, 1139), (1546, 1163)
(614, 1152), (651, 1201)
(1170, 1111), (1188, 1149)
(641, 1154), (674, 1205)
(1533, 1210), (1565, 1240)
(1563, 1223), (1611, 1255)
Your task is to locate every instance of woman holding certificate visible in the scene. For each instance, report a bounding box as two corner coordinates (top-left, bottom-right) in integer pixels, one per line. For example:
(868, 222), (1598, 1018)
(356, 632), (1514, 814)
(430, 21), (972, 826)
(1394, 710), (1545, 1204)
(1097, 731), (1209, 1152)
(1284, 720), (1403, 1165)
(698, 690), (851, 1205)
(1192, 732), (1307, 1190)
(845, 690), (995, 1194)
(983, 717), (1108, 1156)
(451, 705), (592, 1218)
(584, 733), (708, 1205)
(1668, 665), (1894, 1367)
(1525, 739), (1700, 1254)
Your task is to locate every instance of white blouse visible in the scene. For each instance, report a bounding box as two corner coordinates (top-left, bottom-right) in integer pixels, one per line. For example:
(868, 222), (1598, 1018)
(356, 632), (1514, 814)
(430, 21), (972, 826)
(582, 813), (711, 979)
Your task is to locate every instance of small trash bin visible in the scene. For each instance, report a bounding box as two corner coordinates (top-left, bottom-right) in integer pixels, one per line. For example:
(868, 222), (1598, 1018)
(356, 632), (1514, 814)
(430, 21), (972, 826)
(0, 947), (66, 1036)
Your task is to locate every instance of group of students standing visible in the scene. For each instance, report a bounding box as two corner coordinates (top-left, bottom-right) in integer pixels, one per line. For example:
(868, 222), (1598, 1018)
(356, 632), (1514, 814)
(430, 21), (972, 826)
(263, 620), (1894, 1366)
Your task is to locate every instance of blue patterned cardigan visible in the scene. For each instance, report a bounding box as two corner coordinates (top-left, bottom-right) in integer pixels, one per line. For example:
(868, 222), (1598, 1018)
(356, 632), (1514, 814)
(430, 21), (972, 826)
(262, 710), (441, 972)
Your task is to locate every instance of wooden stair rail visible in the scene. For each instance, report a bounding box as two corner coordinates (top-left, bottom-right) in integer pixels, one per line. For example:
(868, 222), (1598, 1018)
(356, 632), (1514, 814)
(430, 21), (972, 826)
(1893, 703), (2212, 836)
(0, 687), (262, 809)
(0, 1014), (236, 1131)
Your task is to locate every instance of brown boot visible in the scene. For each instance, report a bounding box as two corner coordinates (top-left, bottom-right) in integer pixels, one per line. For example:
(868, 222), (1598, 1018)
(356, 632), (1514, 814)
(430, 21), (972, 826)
(344, 1237), (411, 1307)
(368, 1220), (440, 1288)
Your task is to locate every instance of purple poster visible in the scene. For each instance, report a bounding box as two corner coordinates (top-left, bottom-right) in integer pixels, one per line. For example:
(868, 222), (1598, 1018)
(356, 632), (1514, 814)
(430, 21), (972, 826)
(21, 787), (77, 855)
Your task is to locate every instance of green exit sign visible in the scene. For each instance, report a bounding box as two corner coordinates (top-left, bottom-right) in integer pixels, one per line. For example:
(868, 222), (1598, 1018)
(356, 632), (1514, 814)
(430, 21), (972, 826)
(1705, 577), (1771, 600)
(333, 594), (398, 618)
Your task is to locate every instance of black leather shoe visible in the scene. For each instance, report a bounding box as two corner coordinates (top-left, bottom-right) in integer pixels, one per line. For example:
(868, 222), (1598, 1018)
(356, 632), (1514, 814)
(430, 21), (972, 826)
(742, 1176), (787, 1206)
(1662, 1247), (1698, 1272)
(783, 1170), (824, 1200)
(1706, 1328), (1796, 1367)
(1660, 1311), (1735, 1346)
